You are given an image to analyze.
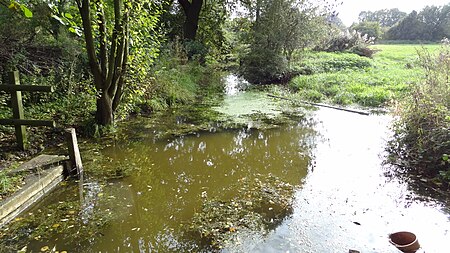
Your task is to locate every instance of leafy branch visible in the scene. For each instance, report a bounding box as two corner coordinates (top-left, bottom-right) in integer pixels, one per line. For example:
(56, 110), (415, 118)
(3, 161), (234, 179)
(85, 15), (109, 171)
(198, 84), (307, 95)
(0, 0), (33, 18)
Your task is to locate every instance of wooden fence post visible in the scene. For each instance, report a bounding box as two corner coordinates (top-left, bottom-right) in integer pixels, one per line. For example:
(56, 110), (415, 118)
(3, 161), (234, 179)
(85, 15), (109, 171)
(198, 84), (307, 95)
(9, 71), (27, 150)
(0, 71), (55, 150)
(65, 128), (83, 177)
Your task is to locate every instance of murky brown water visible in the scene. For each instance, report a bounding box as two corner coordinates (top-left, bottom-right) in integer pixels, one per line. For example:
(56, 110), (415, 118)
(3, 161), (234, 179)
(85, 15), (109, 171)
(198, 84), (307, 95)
(1, 75), (449, 252)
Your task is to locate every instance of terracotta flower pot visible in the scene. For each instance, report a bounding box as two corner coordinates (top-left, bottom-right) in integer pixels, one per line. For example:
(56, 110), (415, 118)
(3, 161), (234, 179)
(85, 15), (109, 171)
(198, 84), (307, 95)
(389, 231), (420, 253)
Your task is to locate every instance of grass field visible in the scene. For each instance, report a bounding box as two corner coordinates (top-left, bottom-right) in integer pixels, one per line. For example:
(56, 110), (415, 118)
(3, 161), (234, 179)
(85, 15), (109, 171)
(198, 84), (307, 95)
(289, 44), (441, 107)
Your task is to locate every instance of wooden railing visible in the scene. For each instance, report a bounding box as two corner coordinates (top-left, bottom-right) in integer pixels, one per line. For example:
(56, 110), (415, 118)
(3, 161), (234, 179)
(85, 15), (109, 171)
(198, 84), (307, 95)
(0, 71), (55, 150)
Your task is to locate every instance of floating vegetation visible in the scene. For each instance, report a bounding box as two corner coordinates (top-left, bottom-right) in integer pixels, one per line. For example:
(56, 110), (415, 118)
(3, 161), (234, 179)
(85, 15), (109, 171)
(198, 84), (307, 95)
(0, 183), (113, 253)
(184, 174), (295, 251)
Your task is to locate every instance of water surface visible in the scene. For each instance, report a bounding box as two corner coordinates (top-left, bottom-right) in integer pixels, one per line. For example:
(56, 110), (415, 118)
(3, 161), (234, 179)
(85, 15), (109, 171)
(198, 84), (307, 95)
(226, 107), (450, 253)
(2, 75), (449, 253)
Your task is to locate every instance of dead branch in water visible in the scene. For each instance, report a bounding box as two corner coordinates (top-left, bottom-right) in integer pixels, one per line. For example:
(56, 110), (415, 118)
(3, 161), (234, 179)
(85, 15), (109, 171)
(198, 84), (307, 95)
(267, 94), (370, 116)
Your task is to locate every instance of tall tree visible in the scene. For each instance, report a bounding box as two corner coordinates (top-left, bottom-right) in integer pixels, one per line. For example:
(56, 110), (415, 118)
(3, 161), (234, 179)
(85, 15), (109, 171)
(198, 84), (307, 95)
(385, 11), (426, 40)
(178, 0), (203, 41)
(358, 8), (406, 27)
(350, 21), (382, 40)
(76, 0), (129, 125)
(75, 0), (163, 126)
(250, 0), (326, 59)
(386, 4), (450, 41)
(419, 5), (450, 40)
(240, 0), (330, 84)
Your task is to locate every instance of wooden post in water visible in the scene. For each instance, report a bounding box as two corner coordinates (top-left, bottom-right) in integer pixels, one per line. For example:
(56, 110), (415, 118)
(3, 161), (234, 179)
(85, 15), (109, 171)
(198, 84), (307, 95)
(65, 128), (83, 178)
(9, 71), (27, 150)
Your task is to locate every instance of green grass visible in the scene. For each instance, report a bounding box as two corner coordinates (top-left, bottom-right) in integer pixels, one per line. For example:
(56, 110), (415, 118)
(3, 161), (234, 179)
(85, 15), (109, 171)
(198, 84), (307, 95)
(289, 44), (441, 107)
(0, 164), (24, 200)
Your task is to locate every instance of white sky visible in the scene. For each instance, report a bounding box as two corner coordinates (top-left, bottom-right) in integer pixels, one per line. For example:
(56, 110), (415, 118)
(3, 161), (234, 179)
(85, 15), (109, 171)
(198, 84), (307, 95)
(336, 0), (450, 26)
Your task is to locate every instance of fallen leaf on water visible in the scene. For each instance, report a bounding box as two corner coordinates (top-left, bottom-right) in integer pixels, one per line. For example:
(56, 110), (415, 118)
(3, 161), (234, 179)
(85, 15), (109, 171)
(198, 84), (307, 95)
(40, 246), (49, 252)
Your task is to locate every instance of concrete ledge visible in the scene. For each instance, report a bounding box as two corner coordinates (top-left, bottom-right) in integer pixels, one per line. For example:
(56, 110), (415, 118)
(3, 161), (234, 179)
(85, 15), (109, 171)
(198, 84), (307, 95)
(0, 155), (68, 227)
(11, 154), (67, 174)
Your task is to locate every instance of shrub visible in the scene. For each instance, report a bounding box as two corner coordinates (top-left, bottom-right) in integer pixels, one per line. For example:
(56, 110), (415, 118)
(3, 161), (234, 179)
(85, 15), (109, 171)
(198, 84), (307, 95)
(239, 47), (289, 84)
(320, 30), (378, 58)
(184, 40), (209, 63)
(388, 40), (450, 184)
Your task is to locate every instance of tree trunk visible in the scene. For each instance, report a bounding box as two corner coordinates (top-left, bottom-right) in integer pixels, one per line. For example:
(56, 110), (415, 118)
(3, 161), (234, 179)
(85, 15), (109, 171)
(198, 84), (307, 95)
(76, 0), (129, 127)
(96, 92), (114, 126)
(179, 0), (203, 41)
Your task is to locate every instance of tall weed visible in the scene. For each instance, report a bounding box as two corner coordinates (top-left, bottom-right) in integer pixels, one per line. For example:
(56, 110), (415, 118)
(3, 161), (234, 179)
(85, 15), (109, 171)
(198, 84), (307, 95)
(389, 40), (450, 182)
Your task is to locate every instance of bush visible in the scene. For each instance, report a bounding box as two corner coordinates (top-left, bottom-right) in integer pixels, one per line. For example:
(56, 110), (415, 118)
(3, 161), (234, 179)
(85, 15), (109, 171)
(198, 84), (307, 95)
(350, 21), (382, 41)
(184, 40), (209, 63)
(388, 40), (450, 184)
(115, 50), (224, 120)
(320, 30), (378, 58)
(239, 47), (290, 84)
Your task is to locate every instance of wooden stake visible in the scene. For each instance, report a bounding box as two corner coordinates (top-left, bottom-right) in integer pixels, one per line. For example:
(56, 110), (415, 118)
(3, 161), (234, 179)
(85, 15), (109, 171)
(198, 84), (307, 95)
(9, 71), (27, 150)
(65, 128), (83, 177)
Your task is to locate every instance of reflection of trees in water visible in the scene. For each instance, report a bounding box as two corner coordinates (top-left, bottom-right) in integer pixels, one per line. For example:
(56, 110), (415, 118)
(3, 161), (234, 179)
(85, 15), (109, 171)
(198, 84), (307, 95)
(3, 106), (320, 252)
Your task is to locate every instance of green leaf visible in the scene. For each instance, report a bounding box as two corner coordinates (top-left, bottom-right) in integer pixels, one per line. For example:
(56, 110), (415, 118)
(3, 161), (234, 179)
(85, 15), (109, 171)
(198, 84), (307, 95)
(8, 2), (20, 11)
(443, 154), (449, 162)
(51, 14), (66, 25)
(20, 5), (33, 18)
(64, 13), (73, 19)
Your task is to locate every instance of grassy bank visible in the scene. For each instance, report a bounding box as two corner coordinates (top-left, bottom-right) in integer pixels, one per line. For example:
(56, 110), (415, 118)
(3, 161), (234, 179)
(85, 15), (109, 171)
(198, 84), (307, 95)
(288, 43), (449, 187)
(289, 44), (440, 107)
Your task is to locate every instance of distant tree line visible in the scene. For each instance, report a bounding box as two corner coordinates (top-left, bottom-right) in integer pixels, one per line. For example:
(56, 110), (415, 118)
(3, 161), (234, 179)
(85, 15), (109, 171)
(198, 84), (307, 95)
(350, 4), (450, 41)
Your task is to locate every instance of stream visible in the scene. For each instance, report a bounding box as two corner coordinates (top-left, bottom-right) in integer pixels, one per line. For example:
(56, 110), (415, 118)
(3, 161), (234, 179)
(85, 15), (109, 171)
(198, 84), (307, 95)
(1, 75), (449, 252)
